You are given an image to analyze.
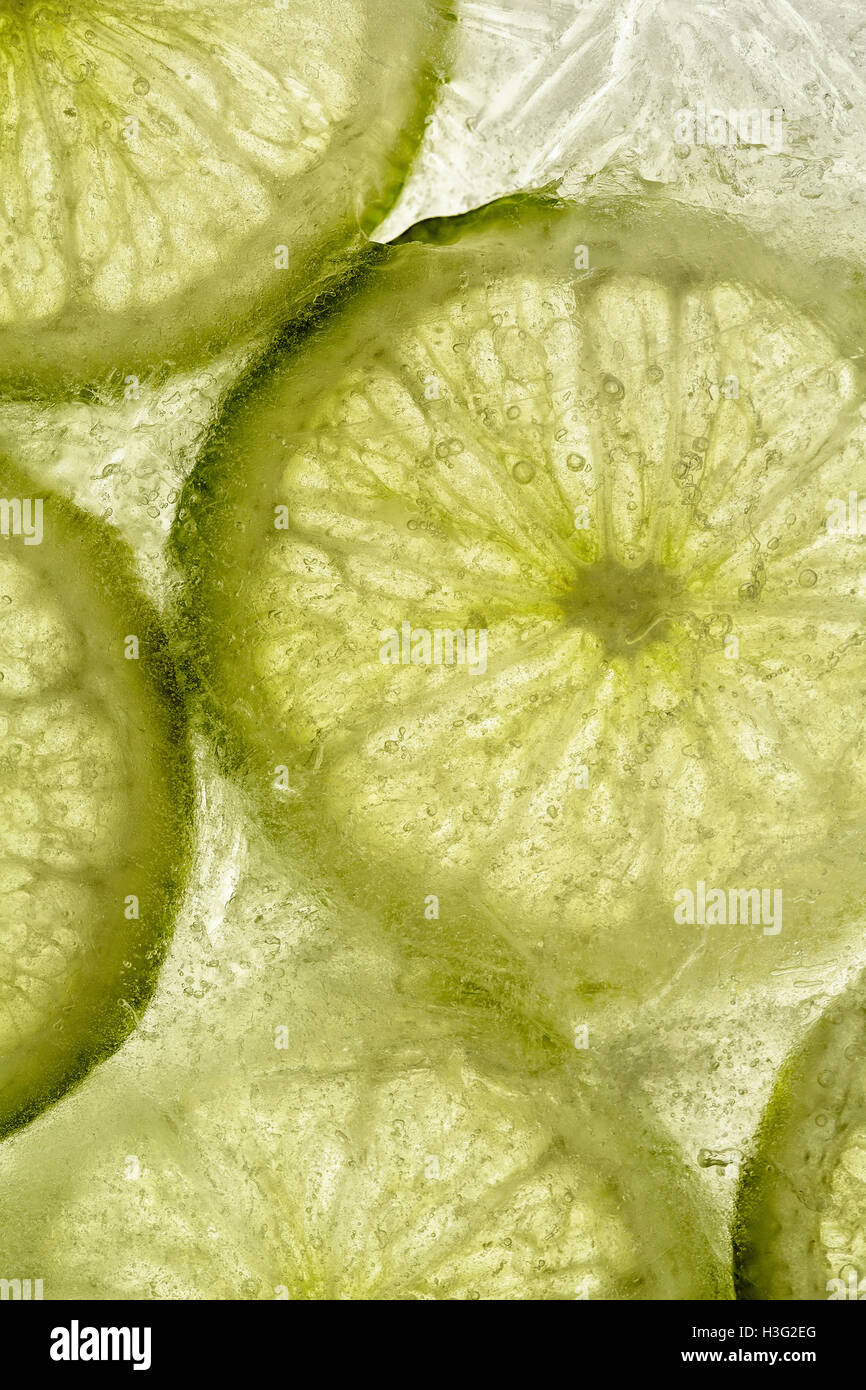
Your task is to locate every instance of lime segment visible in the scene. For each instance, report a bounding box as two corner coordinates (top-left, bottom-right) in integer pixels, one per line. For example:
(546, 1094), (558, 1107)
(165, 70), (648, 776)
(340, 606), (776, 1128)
(0, 0), (451, 391)
(0, 459), (189, 1137)
(175, 197), (866, 1034)
(0, 1026), (727, 1298)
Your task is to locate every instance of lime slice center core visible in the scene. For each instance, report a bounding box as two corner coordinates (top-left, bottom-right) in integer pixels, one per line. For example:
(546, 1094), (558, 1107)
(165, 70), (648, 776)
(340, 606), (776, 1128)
(559, 560), (683, 656)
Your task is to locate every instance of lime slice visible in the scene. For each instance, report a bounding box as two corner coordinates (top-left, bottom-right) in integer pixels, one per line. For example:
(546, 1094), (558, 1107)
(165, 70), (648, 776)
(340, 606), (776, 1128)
(735, 983), (866, 1300)
(0, 0), (451, 394)
(0, 457), (190, 1137)
(0, 1023), (727, 1299)
(174, 195), (866, 1035)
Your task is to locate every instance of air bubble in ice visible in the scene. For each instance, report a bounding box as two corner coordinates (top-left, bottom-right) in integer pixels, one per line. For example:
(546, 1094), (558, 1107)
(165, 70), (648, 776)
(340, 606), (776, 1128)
(512, 460), (535, 484)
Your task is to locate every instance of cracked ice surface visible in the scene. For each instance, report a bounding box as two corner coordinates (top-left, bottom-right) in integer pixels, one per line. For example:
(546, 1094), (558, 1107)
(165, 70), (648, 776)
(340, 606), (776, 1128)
(379, 0), (866, 268)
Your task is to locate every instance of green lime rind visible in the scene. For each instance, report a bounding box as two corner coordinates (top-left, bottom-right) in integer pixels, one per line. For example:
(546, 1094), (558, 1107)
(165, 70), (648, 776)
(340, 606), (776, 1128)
(171, 191), (866, 1038)
(0, 458), (192, 1139)
(734, 984), (866, 1300)
(0, 0), (454, 399)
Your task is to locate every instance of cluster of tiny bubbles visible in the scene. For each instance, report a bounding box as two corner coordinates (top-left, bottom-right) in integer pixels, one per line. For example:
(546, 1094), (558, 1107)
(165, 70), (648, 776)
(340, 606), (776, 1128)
(512, 460), (535, 484)
(674, 452), (702, 481)
(701, 612), (732, 647)
(602, 375), (625, 401)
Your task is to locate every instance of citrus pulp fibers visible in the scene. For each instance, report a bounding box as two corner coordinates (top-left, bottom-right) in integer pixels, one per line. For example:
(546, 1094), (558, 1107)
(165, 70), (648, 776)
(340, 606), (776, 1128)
(0, 0), (451, 393)
(0, 458), (190, 1137)
(735, 980), (866, 1300)
(175, 195), (866, 1035)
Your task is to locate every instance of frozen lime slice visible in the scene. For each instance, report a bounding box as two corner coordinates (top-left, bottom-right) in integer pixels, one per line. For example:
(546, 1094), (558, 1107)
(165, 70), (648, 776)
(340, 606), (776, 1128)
(0, 1026), (726, 1299)
(0, 0), (450, 393)
(175, 196), (866, 1035)
(0, 458), (190, 1137)
(735, 983), (866, 1300)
